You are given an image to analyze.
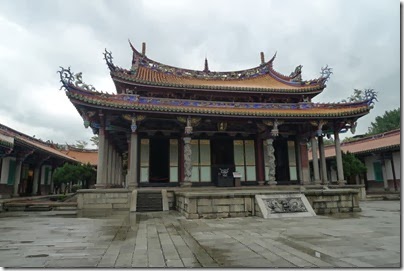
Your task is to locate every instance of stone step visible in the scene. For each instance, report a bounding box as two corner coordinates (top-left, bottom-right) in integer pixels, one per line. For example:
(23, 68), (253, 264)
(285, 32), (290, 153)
(136, 192), (163, 212)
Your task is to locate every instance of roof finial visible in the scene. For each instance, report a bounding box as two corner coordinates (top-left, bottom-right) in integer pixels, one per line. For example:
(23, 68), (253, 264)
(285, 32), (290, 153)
(260, 52), (265, 64)
(203, 57), (210, 72)
(142, 42), (146, 56)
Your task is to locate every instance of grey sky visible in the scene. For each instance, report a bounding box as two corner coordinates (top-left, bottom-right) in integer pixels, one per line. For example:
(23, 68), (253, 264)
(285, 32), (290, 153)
(0, 0), (400, 147)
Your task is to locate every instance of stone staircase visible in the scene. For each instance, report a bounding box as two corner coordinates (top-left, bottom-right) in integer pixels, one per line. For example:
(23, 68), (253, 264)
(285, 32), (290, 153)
(136, 191), (163, 212)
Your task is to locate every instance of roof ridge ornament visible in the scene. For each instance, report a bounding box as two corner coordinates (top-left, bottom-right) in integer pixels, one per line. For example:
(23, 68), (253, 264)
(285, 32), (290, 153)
(57, 66), (74, 90)
(203, 58), (210, 72)
(57, 67), (97, 92)
(341, 88), (378, 106)
(103, 49), (116, 71)
(320, 65), (333, 82)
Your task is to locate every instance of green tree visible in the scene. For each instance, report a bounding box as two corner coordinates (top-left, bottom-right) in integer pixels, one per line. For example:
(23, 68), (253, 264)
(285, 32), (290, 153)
(368, 108), (400, 135)
(342, 151), (367, 182)
(53, 163), (96, 194)
(74, 140), (88, 149)
(90, 135), (99, 148)
(323, 138), (334, 146)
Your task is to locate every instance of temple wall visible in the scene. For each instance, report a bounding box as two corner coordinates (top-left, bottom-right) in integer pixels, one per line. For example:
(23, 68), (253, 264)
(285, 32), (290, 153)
(175, 189), (360, 219)
(0, 184), (13, 198)
(76, 189), (132, 210)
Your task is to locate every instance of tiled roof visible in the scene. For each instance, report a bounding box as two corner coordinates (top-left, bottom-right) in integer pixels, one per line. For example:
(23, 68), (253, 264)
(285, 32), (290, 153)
(111, 66), (324, 93)
(65, 85), (372, 119)
(309, 129), (400, 159)
(0, 124), (78, 162)
(107, 42), (327, 93)
(62, 149), (98, 166)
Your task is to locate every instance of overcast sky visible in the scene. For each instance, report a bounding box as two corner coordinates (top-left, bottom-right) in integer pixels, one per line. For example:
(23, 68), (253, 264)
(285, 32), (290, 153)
(0, 0), (400, 147)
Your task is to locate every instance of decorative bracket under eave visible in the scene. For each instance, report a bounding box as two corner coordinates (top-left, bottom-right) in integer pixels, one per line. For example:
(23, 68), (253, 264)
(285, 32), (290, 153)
(310, 120), (328, 137)
(262, 119), (284, 137)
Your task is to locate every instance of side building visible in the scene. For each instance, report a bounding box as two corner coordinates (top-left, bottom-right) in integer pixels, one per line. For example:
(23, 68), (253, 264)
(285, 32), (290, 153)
(0, 123), (79, 198)
(309, 129), (400, 192)
(59, 41), (376, 189)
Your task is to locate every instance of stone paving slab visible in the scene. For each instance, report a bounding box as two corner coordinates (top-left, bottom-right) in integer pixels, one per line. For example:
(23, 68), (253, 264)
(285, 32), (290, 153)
(0, 200), (400, 268)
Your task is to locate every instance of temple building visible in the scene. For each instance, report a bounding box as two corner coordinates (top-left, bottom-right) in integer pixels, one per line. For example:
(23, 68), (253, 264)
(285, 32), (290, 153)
(59, 41), (376, 190)
(0, 123), (78, 198)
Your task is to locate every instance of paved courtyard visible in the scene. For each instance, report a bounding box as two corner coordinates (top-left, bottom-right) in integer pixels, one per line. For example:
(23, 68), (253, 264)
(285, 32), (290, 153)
(0, 200), (400, 268)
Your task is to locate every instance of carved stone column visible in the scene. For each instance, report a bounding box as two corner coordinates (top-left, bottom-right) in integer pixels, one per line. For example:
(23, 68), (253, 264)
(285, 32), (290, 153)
(299, 139), (310, 185)
(266, 138), (277, 186)
(311, 136), (321, 184)
(182, 137), (192, 187)
(256, 136), (265, 186)
(127, 116), (138, 189)
(318, 136), (328, 184)
(334, 130), (345, 185)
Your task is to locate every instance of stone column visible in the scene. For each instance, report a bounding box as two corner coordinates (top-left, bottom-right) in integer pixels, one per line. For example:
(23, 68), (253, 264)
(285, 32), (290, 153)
(296, 137), (303, 182)
(311, 136), (321, 184)
(0, 158), (9, 183)
(95, 126), (107, 188)
(110, 147), (116, 185)
(182, 137), (192, 187)
(117, 155), (122, 186)
(127, 132), (138, 189)
(179, 137), (185, 185)
(32, 166), (40, 195)
(256, 136), (265, 185)
(113, 152), (118, 185)
(334, 131), (345, 185)
(266, 138), (277, 186)
(299, 140), (310, 185)
(382, 156), (389, 191)
(107, 142), (113, 185)
(13, 159), (22, 196)
(318, 136), (328, 185)
(115, 152), (120, 186)
(50, 168), (55, 194)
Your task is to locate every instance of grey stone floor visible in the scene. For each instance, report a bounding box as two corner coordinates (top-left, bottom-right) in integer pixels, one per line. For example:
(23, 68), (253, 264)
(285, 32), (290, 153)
(0, 200), (400, 268)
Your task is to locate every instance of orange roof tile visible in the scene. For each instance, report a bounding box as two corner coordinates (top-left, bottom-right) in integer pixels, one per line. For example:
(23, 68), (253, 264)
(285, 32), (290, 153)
(0, 125), (78, 162)
(63, 149), (98, 166)
(309, 129), (400, 159)
(113, 66), (322, 91)
(106, 42), (326, 93)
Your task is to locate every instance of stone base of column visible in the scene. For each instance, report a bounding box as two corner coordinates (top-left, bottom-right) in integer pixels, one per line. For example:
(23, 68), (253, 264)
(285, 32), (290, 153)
(94, 184), (107, 189)
(337, 179), (346, 185)
(267, 180), (277, 186)
(321, 181), (329, 186)
(257, 180), (265, 186)
(314, 179), (322, 185)
(180, 181), (192, 188)
(127, 183), (138, 190)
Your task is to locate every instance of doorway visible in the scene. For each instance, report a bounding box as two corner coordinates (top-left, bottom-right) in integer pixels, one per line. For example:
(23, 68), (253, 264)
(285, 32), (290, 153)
(210, 138), (235, 184)
(149, 138), (169, 182)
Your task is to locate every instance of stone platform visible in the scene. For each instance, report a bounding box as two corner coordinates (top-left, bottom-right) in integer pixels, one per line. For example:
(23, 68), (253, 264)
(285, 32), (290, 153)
(76, 186), (361, 218)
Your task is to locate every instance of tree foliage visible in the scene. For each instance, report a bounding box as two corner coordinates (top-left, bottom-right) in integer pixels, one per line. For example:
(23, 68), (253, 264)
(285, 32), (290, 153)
(74, 140), (88, 149)
(367, 108), (400, 135)
(90, 135), (99, 148)
(323, 138), (334, 146)
(53, 163), (96, 193)
(342, 151), (367, 180)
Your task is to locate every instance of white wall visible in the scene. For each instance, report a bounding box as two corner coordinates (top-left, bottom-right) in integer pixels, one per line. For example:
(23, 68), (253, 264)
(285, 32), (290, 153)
(0, 157), (14, 184)
(364, 151), (400, 182)
(40, 165), (52, 185)
(364, 156), (378, 181)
